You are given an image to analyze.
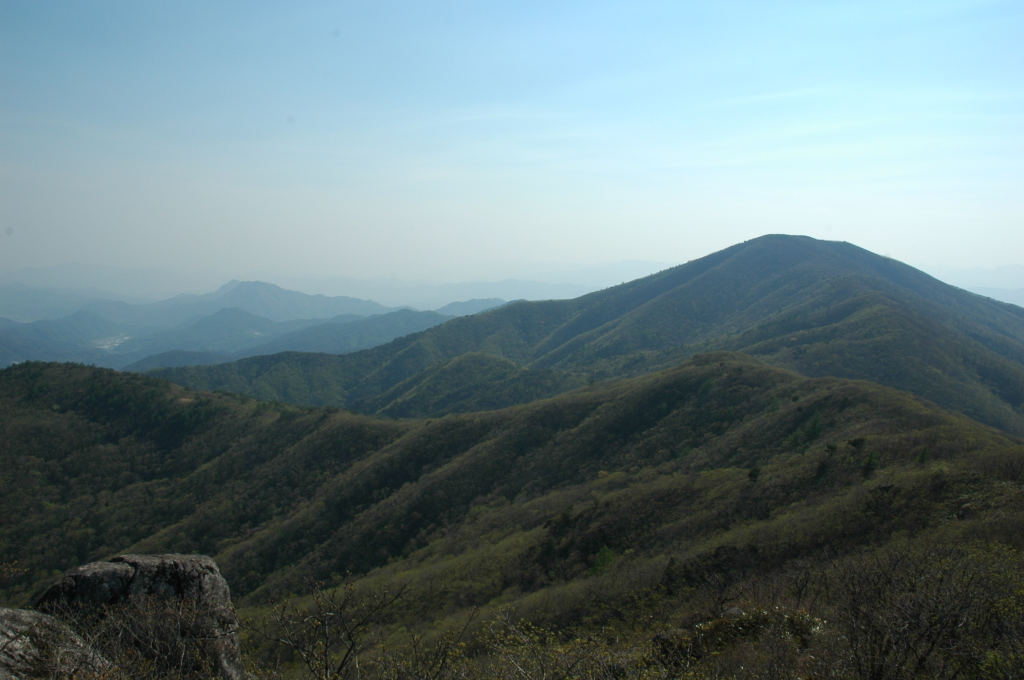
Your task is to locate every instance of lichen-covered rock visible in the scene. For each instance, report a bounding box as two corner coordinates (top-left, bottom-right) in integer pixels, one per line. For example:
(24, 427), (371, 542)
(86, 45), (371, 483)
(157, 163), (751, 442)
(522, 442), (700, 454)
(34, 561), (135, 610)
(0, 607), (106, 679)
(36, 554), (245, 680)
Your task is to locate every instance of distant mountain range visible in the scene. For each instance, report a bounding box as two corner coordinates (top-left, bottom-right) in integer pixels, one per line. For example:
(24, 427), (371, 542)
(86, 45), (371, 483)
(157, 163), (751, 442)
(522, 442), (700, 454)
(6, 238), (1024, 435)
(1, 260), (669, 313)
(146, 281), (394, 323)
(0, 311), (129, 367)
(0, 281), (506, 370)
(119, 309), (455, 370)
(0, 280), (393, 325)
(925, 263), (1024, 290)
(970, 287), (1024, 308)
(152, 235), (1024, 436)
(281, 279), (596, 310)
(0, 283), (152, 323)
(111, 307), (331, 359)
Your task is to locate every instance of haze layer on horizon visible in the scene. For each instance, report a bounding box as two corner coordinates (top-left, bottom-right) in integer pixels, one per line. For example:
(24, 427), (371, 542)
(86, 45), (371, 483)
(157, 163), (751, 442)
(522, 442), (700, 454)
(2, 1), (1022, 283)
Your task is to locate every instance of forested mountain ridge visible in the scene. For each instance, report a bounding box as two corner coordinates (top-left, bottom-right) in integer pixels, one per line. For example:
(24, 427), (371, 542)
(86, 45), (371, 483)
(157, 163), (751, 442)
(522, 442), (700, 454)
(0, 281), (412, 369)
(348, 352), (589, 419)
(111, 307), (326, 359)
(146, 280), (394, 323)
(114, 309), (451, 370)
(2, 358), (1022, 616)
(152, 235), (1024, 434)
(233, 308), (452, 358)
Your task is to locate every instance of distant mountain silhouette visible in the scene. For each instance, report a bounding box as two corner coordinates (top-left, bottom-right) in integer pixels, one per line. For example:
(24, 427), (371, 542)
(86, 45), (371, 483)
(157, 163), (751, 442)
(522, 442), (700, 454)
(153, 235), (1024, 435)
(0, 280), (393, 328)
(145, 280), (393, 323)
(0, 311), (133, 367)
(109, 307), (328, 362)
(0, 281), (404, 367)
(292, 278), (593, 310)
(969, 287), (1024, 308)
(0, 283), (143, 323)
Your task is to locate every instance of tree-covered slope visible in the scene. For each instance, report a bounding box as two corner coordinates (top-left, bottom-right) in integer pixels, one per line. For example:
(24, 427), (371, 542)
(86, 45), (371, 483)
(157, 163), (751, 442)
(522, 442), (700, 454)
(3, 357), (1022, 619)
(152, 235), (1024, 434)
(577, 283), (1024, 434)
(117, 310), (448, 371)
(121, 349), (236, 372)
(111, 307), (327, 360)
(350, 352), (589, 419)
(0, 311), (133, 368)
(433, 298), (507, 316)
(235, 309), (452, 357)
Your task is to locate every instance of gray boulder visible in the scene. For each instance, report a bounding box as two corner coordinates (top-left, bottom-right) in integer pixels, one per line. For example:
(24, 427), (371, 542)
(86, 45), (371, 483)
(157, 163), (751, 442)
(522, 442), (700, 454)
(0, 607), (106, 679)
(36, 554), (245, 680)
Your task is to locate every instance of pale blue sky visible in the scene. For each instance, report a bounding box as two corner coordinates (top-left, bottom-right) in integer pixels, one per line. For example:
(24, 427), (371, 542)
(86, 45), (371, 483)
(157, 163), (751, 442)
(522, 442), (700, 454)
(1, 1), (1022, 282)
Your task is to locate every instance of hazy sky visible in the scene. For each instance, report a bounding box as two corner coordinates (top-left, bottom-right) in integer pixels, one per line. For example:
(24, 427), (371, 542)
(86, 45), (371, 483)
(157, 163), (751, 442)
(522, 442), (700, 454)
(2, 1), (1022, 283)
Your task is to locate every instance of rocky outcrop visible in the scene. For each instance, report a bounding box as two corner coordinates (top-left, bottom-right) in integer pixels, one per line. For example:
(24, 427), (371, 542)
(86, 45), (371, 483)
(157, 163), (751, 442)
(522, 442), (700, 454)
(0, 607), (106, 679)
(35, 554), (245, 680)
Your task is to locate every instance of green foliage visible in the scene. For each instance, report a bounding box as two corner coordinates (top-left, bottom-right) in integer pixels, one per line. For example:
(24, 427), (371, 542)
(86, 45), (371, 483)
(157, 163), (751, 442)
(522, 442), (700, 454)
(351, 352), (588, 419)
(6, 351), (1024, 678)
(588, 546), (618, 576)
(5, 354), (1024, 613)
(861, 449), (879, 476)
(245, 309), (452, 357)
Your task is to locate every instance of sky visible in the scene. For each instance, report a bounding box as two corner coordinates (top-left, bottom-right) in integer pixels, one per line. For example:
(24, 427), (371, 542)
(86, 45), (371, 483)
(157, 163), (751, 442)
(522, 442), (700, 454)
(1, 0), (1022, 285)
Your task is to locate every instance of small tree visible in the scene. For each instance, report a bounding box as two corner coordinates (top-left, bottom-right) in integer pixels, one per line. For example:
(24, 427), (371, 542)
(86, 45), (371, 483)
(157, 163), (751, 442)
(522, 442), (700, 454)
(818, 542), (1023, 680)
(250, 579), (404, 680)
(364, 609), (477, 680)
(41, 593), (220, 679)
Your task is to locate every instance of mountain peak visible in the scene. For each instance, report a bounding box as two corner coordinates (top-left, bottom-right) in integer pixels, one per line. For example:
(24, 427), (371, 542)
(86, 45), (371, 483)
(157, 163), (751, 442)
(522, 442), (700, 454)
(154, 236), (1024, 436)
(213, 280), (243, 295)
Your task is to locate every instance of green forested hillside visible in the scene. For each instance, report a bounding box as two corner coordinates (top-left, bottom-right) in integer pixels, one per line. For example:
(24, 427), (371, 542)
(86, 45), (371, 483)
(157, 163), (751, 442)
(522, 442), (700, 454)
(111, 307), (326, 360)
(0, 311), (133, 367)
(152, 235), (1024, 435)
(3, 358), (1022, 621)
(234, 308), (452, 357)
(121, 349), (236, 371)
(350, 352), (588, 418)
(434, 297), (507, 316)
(118, 310), (450, 373)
